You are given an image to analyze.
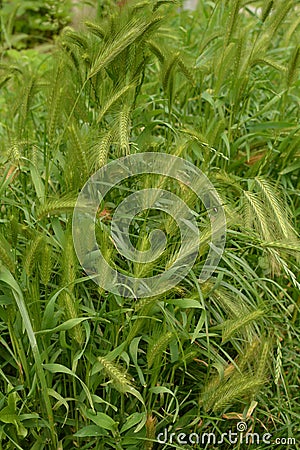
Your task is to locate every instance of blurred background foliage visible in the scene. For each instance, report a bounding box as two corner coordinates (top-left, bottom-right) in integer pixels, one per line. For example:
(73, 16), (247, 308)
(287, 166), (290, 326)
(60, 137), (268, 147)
(0, 0), (74, 49)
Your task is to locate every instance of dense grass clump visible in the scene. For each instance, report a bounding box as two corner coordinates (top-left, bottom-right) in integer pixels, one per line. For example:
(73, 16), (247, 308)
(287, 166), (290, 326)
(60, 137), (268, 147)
(0, 1), (299, 449)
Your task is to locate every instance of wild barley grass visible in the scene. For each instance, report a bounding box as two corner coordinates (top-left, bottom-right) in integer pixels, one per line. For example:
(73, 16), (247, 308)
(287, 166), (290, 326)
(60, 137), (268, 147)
(0, 0), (299, 448)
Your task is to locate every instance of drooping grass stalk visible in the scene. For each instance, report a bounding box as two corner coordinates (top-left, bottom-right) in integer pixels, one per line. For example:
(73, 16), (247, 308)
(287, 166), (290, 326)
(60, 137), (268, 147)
(0, 266), (57, 447)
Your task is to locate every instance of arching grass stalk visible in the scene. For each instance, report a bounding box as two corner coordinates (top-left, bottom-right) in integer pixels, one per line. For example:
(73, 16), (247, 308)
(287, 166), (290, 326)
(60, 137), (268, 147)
(0, 266), (58, 448)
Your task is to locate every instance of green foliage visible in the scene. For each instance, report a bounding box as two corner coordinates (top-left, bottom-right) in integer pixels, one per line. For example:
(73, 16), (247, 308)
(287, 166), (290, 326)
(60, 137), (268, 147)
(0, 0), (299, 449)
(0, 0), (72, 49)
